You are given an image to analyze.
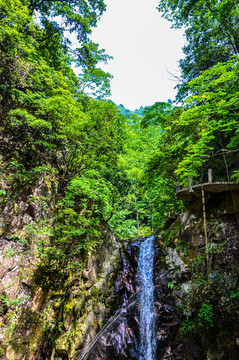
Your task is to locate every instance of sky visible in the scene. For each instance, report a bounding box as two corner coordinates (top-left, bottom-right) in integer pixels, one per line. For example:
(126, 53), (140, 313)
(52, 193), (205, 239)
(90, 0), (185, 110)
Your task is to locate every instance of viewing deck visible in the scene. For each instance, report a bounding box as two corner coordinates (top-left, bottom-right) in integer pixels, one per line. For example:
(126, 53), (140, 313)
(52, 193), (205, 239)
(176, 182), (239, 201)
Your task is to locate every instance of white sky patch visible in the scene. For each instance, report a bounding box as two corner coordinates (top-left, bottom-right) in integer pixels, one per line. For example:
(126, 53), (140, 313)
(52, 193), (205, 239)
(91, 0), (185, 110)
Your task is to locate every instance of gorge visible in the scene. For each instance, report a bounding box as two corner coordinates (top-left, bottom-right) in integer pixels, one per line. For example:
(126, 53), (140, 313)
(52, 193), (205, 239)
(1, 0), (239, 359)
(1, 185), (239, 359)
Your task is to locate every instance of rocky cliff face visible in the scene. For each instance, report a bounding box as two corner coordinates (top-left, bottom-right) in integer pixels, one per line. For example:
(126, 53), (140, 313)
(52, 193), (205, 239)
(77, 240), (140, 360)
(1, 168), (239, 360)
(0, 159), (125, 360)
(153, 191), (239, 360)
(73, 191), (239, 360)
(154, 193), (239, 360)
(0, 223), (124, 360)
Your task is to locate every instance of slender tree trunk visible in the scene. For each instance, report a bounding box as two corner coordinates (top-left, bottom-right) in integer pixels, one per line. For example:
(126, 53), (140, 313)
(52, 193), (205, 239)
(220, 139), (239, 225)
(134, 199), (140, 234)
(201, 187), (210, 278)
(149, 203), (154, 232)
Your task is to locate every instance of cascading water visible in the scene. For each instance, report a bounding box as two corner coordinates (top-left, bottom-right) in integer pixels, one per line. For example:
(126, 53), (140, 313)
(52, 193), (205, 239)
(137, 235), (156, 360)
(77, 235), (157, 360)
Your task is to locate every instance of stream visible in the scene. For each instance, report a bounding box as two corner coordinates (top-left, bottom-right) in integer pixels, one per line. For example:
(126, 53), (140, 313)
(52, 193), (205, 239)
(77, 235), (157, 360)
(137, 235), (156, 360)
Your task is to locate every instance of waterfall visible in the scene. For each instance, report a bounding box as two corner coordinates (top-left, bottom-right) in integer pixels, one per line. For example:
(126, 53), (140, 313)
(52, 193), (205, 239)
(76, 235), (157, 360)
(137, 235), (156, 360)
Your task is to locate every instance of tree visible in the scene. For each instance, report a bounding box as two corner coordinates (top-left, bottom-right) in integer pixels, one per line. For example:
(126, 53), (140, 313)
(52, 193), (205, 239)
(28, 0), (106, 42)
(26, 0), (112, 96)
(144, 56), (239, 189)
(0, 0), (113, 174)
(158, 0), (239, 101)
(0, 0), (131, 280)
(141, 101), (174, 129)
(175, 56), (239, 184)
(109, 103), (183, 234)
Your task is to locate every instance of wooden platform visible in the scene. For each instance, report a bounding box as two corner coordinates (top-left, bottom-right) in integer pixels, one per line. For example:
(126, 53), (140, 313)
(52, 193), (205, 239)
(176, 182), (239, 201)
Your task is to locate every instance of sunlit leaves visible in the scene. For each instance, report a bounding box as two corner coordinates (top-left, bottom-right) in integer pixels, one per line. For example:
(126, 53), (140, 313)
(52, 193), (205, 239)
(174, 56), (239, 183)
(158, 0), (239, 101)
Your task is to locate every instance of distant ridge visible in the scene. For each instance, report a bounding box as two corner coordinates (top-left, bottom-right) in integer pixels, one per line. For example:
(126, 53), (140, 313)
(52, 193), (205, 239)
(108, 100), (173, 119)
(117, 103), (144, 118)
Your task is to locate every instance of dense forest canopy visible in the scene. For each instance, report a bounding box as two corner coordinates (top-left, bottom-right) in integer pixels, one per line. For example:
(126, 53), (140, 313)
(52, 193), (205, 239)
(1, 0), (239, 254)
(0, 0), (124, 277)
(150, 0), (239, 187)
(158, 0), (239, 100)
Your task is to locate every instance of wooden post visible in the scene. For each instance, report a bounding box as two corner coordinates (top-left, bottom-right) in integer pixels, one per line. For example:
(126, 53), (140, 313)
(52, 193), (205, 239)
(201, 187), (210, 277)
(189, 178), (193, 192)
(208, 168), (213, 183)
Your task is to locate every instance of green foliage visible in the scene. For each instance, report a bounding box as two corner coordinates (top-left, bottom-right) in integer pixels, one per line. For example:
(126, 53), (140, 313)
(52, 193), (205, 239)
(109, 206), (138, 239)
(113, 111), (165, 235)
(143, 57), (239, 187)
(21, 219), (52, 252)
(0, 292), (30, 345)
(3, 248), (15, 258)
(78, 66), (113, 98)
(26, 0), (110, 96)
(197, 301), (214, 329)
(180, 270), (239, 339)
(158, 0), (239, 101)
(108, 101), (185, 234)
(0, 3), (239, 356)
(116, 104), (144, 118)
(0, 0), (130, 288)
(176, 56), (239, 184)
(141, 102), (173, 128)
(0, 295), (30, 315)
(231, 289), (239, 299)
(1, 0), (238, 314)
(167, 282), (174, 289)
(0, 0), (184, 243)
(28, 0), (106, 42)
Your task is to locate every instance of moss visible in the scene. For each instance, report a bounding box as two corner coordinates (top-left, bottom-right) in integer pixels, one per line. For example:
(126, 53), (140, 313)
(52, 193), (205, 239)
(63, 299), (77, 315)
(0, 224), (122, 359)
(33, 261), (69, 292)
(158, 217), (183, 248)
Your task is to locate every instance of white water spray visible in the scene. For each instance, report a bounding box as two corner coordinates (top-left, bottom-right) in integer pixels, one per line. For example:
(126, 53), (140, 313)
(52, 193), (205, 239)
(138, 235), (156, 360)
